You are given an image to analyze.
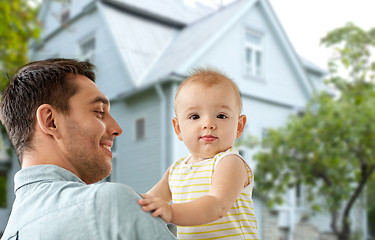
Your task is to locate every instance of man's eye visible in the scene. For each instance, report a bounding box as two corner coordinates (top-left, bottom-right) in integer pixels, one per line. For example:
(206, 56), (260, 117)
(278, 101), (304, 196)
(217, 114), (227, 119)
(95, 111), (105, 117)
(189, 114), (200, 120)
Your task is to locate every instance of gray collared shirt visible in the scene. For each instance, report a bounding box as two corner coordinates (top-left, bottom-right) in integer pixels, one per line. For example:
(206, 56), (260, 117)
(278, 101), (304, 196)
(1, 165), (176, 240)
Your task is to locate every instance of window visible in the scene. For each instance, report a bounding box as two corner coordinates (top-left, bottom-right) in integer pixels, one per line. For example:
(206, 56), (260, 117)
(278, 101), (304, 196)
(261, 128), (269, 139)
(60, 10), (70, 25)
(80, 37), (95, 63)
(245, 30), (264, 77)
(298, 110), (305, 118)
(261, 128), (270, 148)
(296, 182), (302, 206)
(135, 118), (145, 140)
(0, 171), (7, 208)
(60, 1), (71, 25)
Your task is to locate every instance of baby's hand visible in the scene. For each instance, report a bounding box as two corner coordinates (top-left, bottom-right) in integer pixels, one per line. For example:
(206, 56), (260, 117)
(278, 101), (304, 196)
(138, 194), (172, 223)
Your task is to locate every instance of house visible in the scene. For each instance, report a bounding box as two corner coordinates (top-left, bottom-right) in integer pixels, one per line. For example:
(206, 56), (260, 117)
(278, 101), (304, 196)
(0, 0), (368, 239)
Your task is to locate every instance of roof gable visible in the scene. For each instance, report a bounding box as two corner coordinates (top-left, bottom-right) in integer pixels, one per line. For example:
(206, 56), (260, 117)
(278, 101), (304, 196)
(37, 0), (321, 100)
(100, 0), (215, 85)
(102, 0), (213, 25)
(141, 0), (255, 87)
(100, 3), (179, 85)
(139, 0), (317, 98)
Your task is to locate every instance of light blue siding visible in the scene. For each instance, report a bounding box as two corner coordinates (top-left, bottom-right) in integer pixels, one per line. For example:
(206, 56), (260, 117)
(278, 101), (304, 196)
(4, 0), (367, 239)
(111, 91), (163, 193)
(192, 2), (309, 108)
(31, 6), (134, 99)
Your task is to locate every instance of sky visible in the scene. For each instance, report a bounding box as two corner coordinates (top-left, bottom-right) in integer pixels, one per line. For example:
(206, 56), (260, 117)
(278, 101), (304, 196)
(268, 0), (375, 69)
(199, 0), (375, 69)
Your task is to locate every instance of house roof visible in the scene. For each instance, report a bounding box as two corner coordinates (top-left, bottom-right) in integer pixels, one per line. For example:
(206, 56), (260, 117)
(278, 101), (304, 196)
(100, 0), (215, 86)
(137, 0), (319, 98)
(140, 0), (255, 87)
(102, 0), (214, 26)
(36, 0), (324, 99)
(300, 56), (327, 75)
(37, 0), (322, 100)
(100, 3), (178, 85)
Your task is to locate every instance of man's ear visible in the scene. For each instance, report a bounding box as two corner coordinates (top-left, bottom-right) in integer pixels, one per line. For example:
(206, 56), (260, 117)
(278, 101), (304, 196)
(36, 104), (61, 139)
(236, 114), (247, 139)
(172, 117), (183, 141)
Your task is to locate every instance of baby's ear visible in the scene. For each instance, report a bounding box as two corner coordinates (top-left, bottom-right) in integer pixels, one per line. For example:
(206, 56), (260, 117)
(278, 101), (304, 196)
(236, 114), (247, 139)
(172, 117), (183, 141)
(36, 104), (61, 139)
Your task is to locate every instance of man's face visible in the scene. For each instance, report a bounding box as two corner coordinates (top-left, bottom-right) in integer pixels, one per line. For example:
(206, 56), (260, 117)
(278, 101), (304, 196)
(58, 75), (122, 184)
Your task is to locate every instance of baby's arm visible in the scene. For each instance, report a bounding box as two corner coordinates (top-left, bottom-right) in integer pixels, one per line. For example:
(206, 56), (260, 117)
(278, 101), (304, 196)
(145, 166), (172, 200)
(138, 167), (173, 222)
(139, 155), (249, 226)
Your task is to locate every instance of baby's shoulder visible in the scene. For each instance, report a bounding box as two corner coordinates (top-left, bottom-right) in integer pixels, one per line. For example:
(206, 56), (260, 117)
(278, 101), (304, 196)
(214, 148), (244, 165)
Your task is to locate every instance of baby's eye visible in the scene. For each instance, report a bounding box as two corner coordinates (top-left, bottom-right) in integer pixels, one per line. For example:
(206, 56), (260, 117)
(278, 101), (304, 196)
(217, 114), (227, 119)
(189, 114), (200, 120)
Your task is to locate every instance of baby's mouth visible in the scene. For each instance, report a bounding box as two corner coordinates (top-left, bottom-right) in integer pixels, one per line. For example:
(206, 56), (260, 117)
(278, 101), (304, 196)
(201, 135), (217, 142)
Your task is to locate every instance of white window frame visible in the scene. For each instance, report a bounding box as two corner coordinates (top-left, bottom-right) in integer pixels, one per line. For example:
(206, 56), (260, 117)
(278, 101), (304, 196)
(244, 29), (264, 79)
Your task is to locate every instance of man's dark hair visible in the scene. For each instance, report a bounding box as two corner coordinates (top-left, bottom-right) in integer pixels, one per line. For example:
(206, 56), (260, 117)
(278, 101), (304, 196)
(0, 58), (96, 164)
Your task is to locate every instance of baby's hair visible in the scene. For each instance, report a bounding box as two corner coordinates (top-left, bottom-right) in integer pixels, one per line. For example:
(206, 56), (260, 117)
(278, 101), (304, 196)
(174, 66), (242, 112)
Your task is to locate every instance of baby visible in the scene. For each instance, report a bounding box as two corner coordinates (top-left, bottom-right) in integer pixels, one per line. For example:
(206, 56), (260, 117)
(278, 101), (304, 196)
(138, 67), (258, 239)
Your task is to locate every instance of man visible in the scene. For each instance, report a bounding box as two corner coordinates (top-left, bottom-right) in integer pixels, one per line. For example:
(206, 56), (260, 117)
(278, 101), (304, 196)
(0, 58), (176, 239)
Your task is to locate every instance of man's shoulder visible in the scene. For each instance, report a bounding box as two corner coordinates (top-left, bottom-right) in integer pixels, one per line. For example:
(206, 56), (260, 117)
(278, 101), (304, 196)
(91, 183), (177, 239)
(92, 182), (141, 205)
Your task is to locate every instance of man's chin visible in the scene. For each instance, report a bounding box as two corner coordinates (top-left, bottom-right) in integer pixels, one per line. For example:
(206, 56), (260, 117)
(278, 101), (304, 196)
(100, 164), (112, 181)
(83, 164), (112, 184)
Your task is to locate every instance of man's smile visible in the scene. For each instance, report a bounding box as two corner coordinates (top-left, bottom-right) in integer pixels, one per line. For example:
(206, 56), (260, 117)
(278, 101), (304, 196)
(101, 141), (113, 153)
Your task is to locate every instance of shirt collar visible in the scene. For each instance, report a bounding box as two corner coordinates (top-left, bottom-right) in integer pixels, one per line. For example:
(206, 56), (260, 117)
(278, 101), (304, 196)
(14, 164), (86, 193)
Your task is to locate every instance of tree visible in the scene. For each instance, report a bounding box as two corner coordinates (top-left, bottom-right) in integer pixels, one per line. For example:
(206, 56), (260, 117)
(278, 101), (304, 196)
(245, 23), (375, 240)
(368, 174), (375, 238)
(0, 0), (40, 91)
(0, 0), (40, 207)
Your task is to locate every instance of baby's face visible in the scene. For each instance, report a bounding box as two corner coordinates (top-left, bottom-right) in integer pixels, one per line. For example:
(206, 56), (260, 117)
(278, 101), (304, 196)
(173, 82), (245, 159)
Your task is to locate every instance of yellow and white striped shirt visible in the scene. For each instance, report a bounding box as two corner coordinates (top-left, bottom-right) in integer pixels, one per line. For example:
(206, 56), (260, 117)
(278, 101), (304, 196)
(169, 148), (258, 240)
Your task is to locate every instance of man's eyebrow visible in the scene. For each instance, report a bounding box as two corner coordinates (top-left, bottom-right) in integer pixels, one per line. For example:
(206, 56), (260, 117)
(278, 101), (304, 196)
(89, 96), (109, 105)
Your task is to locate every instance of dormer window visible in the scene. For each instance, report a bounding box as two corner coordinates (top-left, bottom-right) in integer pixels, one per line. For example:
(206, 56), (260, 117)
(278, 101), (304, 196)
(60, 1), (71, 25)
(60, 10), (70, 25)
(245, 30), (264, 78)
(80, 36), (96, 63)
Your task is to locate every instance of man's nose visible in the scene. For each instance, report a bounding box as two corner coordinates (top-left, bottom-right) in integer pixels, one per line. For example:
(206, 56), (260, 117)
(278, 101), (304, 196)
(108, 114), (123, 137)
